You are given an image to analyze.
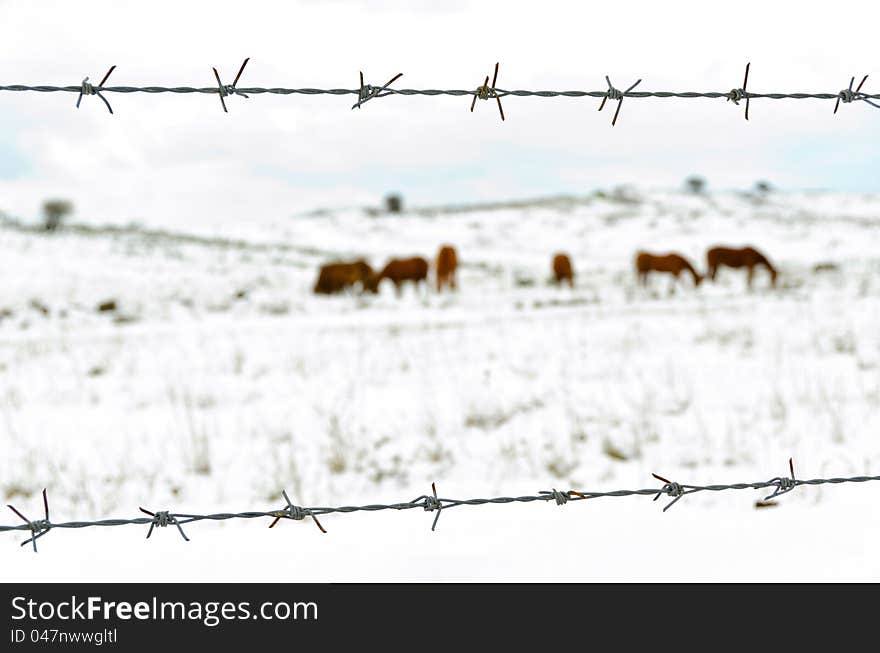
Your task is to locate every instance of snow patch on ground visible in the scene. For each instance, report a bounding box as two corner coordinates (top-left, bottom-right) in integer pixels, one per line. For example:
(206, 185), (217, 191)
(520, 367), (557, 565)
(1, 189), (878, 580)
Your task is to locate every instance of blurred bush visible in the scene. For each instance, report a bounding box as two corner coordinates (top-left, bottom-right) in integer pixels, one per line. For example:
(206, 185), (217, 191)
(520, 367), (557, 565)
(684, 175), (706, 194)
(42, 198), (73, 232)
(385, 193), (403, 214)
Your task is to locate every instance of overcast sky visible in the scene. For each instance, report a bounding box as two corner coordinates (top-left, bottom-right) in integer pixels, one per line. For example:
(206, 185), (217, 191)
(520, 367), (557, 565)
(0, 0), (878, 227)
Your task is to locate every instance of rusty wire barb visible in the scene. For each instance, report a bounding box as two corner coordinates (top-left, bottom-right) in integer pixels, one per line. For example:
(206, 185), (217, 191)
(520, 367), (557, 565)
(3, 63), (880, 122)
(2, 460), (880, 552)
(76, 65), (116, 114)
(351, 71), (403, 110)
(212, 58), (250, 113)
(470, 62), (505, 121)
(727, 62), (751, 120)
(416, 482), (444, 531)
(598, 76), (641, 126)
(651, 474), (691, 512)
(6, 488), (51, 552)
(834, 74), (879, 113)
(764, 458), (798, 501)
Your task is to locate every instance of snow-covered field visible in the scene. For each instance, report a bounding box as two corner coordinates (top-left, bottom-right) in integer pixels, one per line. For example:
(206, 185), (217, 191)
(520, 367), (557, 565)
(1, 188), (879, 581)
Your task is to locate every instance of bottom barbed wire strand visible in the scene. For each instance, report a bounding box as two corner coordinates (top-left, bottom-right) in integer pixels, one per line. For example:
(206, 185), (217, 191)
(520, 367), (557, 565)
(3, 469), (880, 551)
(267, 490), (326, 533)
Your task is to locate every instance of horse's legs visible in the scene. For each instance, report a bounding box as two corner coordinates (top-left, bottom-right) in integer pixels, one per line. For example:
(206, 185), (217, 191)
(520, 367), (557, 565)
(668, 272), (678, 296)
(764, 263), (776, 288)
(746, 265), (754, 290)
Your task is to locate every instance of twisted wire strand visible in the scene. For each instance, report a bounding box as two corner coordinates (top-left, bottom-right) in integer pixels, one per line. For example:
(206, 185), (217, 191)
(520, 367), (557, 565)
(2, 85), (880, 101)
(2, 472), (879, 551)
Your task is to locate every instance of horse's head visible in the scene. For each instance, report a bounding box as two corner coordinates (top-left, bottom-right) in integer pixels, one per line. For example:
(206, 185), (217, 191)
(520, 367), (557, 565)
(362, 271), (381, 294)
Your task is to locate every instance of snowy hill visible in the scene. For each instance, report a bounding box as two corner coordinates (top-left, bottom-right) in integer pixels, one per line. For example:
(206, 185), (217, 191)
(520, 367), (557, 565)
(1, 188), (879, 581)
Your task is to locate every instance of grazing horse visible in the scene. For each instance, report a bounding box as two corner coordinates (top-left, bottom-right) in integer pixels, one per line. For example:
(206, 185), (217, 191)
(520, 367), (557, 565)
(313, 259), (375, 295)
(368, 256), (430, 295)
(436, 245), (458, 292)
(635, 251), (702, 288)
(552, 253), (575, 288)
(706, 245), (777, 289)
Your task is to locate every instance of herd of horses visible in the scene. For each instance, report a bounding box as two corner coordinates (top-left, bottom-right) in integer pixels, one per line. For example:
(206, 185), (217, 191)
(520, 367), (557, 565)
(314, 245), (457, 295)
(635, 246), (777, 289)
(555, 245), (777, 291)
(313, 244), (778, 296)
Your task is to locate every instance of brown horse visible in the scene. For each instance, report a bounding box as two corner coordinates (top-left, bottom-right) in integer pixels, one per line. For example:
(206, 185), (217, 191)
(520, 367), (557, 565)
(706, 246), (777, 289)
(313, 259), (375, 294)
(635, 251), (702, 288)
(436, 245), (458, 292)
(368, 256), (430, 295)
(552, 253), (575, 288)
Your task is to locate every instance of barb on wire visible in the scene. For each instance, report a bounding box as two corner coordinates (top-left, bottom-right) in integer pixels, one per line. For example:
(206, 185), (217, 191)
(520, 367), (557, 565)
(76, 65), (116, 114)
(540, 489), (571, 506)
(7, 488), (51, 552)
(598, 75), (641, 126)
(727, 62), (751, 120)
(3, 462), (880, 552)
(139, 507), (189, 541)
(834, 74), (880, 113)
(268, 489), (326, 533)
(470, 62), (505, 121)
(416, 482), (443, 531)
(651, 473), (692, 512)
(351, 71), (403, 110)
(764, 457), (799, 500)
(212, 57), (250, 113)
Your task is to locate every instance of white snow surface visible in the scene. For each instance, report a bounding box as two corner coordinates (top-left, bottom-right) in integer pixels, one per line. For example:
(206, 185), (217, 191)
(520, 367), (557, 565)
(1, 189), (879, 581)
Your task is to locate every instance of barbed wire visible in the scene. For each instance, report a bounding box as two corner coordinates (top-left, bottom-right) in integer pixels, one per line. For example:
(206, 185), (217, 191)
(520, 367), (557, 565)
(1, 60), (878, 125)
(3, 459), (879, 552)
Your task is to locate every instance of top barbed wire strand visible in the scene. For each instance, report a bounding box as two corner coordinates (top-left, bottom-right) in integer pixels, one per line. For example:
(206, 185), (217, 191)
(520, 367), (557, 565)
(3, 62), (877, 121)
(3, 85), (880, 100)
